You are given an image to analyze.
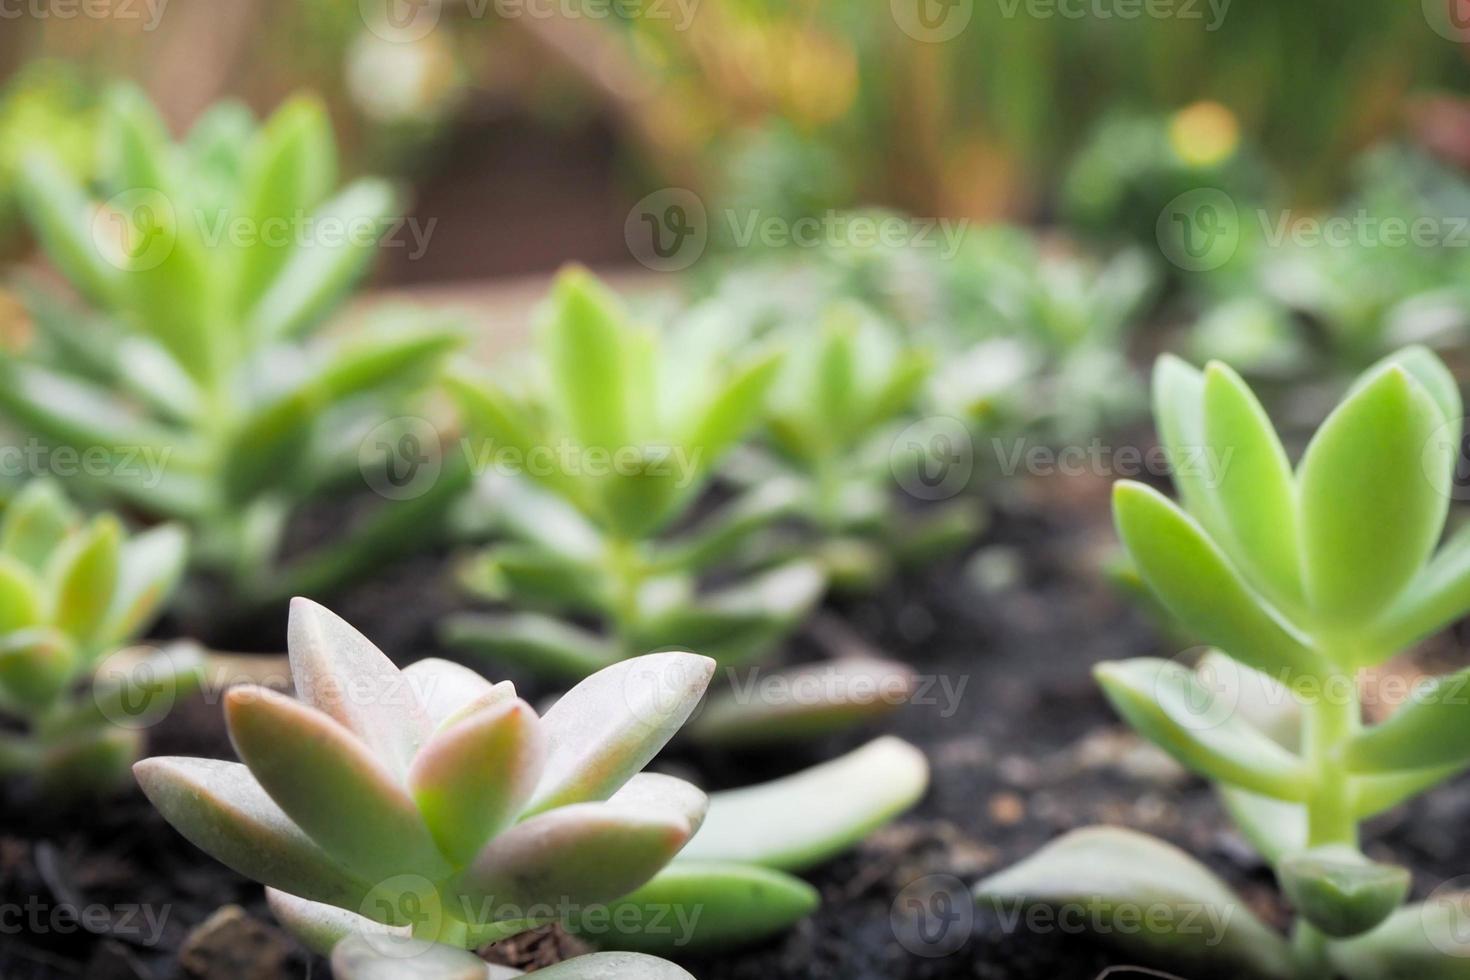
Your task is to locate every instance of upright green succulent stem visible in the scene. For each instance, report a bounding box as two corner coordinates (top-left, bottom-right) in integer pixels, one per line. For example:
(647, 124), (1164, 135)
(1303, 676), (1358, 849)
(1292, 667), (1360, 978)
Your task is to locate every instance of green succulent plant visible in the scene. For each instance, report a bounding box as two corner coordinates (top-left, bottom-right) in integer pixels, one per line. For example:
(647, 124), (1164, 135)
(137, 598), (713, 974)
(727, 303), (983, 592)
(441, 268), (824, 679)
(0, 480), (195, 795)
(5, 84), (463, 603)
(980, 346), (1470, 977)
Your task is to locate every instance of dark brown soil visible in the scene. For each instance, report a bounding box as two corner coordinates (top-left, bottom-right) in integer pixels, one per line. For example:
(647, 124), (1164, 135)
(4, 482), (1469, 980)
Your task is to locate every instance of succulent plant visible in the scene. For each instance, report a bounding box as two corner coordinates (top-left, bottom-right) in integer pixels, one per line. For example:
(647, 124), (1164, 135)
(441, 268), (824, 678)
(0, 480), (195, 795)
(137, 599), (714, 959)
(725, 303), (983, 592)
(979, 347), (1470, 977)
(5, 85), (463, 601)
(931, 234), (1157, 446)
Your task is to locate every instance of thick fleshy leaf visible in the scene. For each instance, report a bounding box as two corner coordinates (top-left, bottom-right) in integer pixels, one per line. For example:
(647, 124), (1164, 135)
(46, 515), (121, 645)
(134, 757), (373, 910)
(1152, 355), (1222, 533)
(541, 269), (632, 454)
(0, 628), (75, 709)
(267, 889), (404, 957)
(331, 933), (489, 980)
(0, 555), (45, 634)
(317, 327), (463, 404)
(1095, 658), (1310, 800)
(1218, 787), (1305, 865)
(1298, 365), (1447, 630)
(233, 95), (338, 315)
(1342, 665), (1470, 773)
(458, 544), (606, 615)
(1, 481), (81, 572)
(441, 612), (618, 681)
(1328, 900), (1470, 980)
(1195, 650), (1300, 749)
(688, 658), (916, 747)
(224, 686), (446, 881)
(975, 826), (1294, 978)
(1201, 362), (1303, 610)
(577, 861), (818, 953)
(401, 659), (502, 728)
(608, 774), (709, 837)
(1355, 764), (1469, 818)
(409, 699), (546, 866)
(17, 151), (121, 307)
(1278, 846), (1409, 939)
(526, 652), (715, 814)
(221, 386), (318, 506)
(246, 179), (398, 341)
(99, 523), (187, 647)
(0, 360), (202, 471)
(475, 474), (603, 562)
(632, 562), (826, 667)
(451, 802), (693, 910)
(677, 737), (928, 872)
(531, 953), (694, 979)
(287, 598), (431, 776)
(680, 350), (782, 478)
(1113, 481), (1319, 683)
(1373, 524), (1470, 656)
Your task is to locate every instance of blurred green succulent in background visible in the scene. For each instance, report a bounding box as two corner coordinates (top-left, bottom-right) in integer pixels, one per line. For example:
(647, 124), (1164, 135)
(0, 480), (196, 796)
(2, 85), (464, 605)
(442, 267), (823, 678)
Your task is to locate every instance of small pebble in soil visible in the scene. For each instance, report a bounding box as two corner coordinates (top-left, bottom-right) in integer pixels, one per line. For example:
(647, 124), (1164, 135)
(178, 905), (292, 980)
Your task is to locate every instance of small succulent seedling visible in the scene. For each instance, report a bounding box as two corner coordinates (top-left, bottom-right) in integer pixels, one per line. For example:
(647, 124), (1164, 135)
(0, 480), (194, 795)
(932, 236), (1156, 444)
(736, 303), (982, 591)
(137, 599), (714, 961)
(6, 85), (463, 599)
(980, 346), (1470, 977)
(442, 268), (824, 677)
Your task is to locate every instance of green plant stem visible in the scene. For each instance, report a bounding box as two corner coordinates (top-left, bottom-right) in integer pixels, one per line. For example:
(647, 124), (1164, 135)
(1292, 668), (1361, 978)
(813, 454), (846, 532)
